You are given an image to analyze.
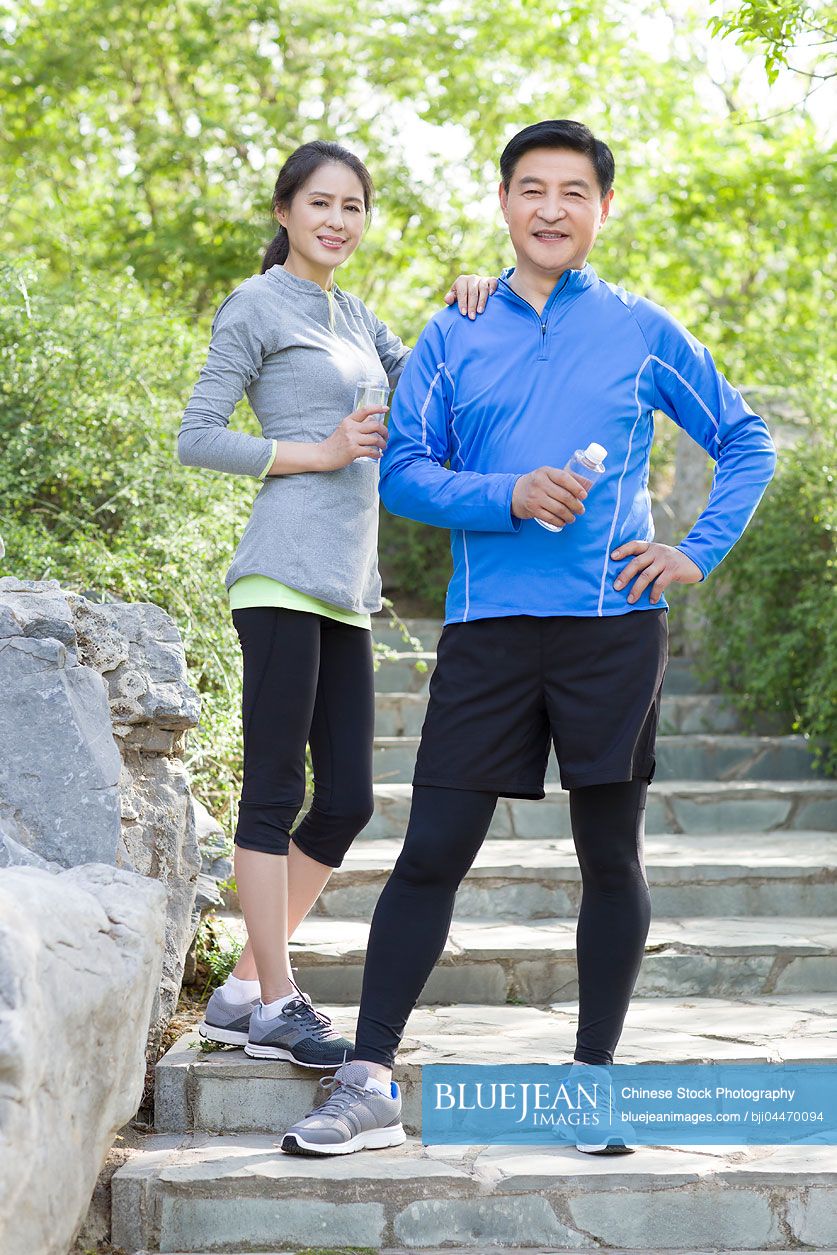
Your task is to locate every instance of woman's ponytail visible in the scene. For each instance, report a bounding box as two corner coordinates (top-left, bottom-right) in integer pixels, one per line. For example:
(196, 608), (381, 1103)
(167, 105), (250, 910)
(261, 226), (290, 273)
(259, 140), (374, 275)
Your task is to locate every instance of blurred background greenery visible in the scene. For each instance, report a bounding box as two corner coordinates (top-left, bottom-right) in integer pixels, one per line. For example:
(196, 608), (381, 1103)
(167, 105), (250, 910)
(1, 0), (834, 827)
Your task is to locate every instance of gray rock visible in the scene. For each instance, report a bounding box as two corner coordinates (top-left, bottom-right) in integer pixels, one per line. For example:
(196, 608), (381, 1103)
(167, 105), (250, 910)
(0, 863), (166, 1255)
(0, 819), (59, 871)
(0, 623), (123, 866)
(394, 1196), (585, 1248)
(0, 576), (79, 654)
(567, 1184), (781, 1248)
(0, 580), (203, 1058)
(193, 796), (233, 917)
(90, 598), (200, 730)
(157, 1197), (386, 1252)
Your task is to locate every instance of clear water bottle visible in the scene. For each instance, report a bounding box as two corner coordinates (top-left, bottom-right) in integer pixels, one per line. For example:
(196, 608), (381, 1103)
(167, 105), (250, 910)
(535, 442), (608, 532)
(353, 379), (390, 462)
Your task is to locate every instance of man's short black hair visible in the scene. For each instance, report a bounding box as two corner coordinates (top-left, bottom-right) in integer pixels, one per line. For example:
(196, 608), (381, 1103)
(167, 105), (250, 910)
(500, 120), (615, 197)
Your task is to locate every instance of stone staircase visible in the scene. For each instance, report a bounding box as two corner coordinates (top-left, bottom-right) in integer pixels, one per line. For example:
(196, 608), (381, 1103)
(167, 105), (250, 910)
(112, 619), (837, 1253)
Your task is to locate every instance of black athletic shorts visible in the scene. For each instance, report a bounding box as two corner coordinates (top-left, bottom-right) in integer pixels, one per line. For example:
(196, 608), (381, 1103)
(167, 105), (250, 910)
(413, 609), (668, 797)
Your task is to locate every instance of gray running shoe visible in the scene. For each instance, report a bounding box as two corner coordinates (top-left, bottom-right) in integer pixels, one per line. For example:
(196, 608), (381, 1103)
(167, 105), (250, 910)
(245, 988), (354, 1069)
(281, 1060), (406, 1156)
(199, 987), (259, 1046)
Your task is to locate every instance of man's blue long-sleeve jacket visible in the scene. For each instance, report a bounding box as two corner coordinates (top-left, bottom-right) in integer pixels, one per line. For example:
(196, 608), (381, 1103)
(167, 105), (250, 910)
(379, 263), (777, 624)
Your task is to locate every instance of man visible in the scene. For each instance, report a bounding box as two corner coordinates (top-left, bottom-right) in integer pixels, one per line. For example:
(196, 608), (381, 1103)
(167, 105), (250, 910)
(281, 119), (777, 1157)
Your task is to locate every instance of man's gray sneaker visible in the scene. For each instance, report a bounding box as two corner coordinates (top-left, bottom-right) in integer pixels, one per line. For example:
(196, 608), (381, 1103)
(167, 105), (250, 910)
(571, 1064), (637, 1155)
(244, 989), (354, 1069)
(281, 1060), (406, 1156)
(199, 987), (259, 1046)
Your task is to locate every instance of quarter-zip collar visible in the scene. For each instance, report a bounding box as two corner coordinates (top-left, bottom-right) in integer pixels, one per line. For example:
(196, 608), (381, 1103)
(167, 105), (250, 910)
(496, 263), (597, 361)
(265, 263), (344, 301)
(497, 262), (596, 312)
(265, 263), (342, 331)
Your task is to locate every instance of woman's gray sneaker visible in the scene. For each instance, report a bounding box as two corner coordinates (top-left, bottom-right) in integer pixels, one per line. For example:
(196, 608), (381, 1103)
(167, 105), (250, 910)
(244, 990), (354, 1069)
(199, 988), (260, 1046)
(281, 1061), (406, 1156)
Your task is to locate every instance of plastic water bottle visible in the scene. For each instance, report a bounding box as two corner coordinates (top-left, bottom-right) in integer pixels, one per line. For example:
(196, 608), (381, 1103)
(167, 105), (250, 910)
(535, 442), (608, 533)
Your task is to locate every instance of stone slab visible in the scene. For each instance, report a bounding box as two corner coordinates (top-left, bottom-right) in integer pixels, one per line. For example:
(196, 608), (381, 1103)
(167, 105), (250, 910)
(306, 832), (837, 920)
(156, 994), (837, 1138)
(363, 782), (837, 841)
(208, 912), (837, 1004)
(112, 1134), (837, 1252)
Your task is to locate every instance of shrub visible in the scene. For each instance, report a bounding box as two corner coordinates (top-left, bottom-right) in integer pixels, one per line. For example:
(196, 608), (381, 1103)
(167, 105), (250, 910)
(0, 260), (266, 829)
(698, 420), (836, 773)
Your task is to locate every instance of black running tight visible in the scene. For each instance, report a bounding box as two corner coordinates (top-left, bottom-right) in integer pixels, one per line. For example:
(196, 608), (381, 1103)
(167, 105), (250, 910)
(354, 779), (651, 1066)
(231, 607), (375, 868)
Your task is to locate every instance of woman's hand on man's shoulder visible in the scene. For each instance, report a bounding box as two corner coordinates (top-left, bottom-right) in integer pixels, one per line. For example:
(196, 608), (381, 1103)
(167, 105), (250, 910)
(443, 275), (498, 320)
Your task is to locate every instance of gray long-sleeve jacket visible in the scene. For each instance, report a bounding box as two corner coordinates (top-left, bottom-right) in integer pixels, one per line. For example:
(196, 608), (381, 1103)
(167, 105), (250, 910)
(177, 264), (410, 613)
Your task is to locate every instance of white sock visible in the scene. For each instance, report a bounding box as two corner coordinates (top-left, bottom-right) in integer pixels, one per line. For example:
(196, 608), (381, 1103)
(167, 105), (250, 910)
(259, 991), (298, 1018)
(221, 974), (260, 1003)
(363, 1075), (391, 1096)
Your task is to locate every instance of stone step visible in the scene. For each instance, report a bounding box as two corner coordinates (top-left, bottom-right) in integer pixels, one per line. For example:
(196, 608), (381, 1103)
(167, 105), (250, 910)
(155, 994), (837, 1138)
(373, 650), (718, 696)
(213, 912), (837, 1005)
(113, 1133), (837, 1252)
(364, 780), (837, 840)
(299, 833), (837, 920)
(375, 690), (756, 737)
(371, 734), (820, 784)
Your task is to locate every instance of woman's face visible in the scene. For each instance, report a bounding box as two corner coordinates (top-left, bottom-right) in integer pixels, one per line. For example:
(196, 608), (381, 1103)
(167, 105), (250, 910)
(276, 162), (367, 274)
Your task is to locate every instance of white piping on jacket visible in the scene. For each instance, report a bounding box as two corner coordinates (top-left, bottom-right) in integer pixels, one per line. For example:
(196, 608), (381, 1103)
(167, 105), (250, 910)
(596, 353), (721, 616)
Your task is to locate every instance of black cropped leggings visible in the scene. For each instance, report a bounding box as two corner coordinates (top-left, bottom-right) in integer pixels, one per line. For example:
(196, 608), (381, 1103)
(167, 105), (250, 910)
(232, 607), (375, 868)
(355, 779), (651, 1066)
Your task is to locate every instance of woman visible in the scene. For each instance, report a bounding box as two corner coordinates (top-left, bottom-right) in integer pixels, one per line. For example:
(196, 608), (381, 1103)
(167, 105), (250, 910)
(178, 140), (495, 1068)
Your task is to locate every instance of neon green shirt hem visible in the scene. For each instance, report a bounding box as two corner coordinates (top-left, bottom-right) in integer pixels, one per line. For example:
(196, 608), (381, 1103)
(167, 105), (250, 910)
(228, 574), (372, 629)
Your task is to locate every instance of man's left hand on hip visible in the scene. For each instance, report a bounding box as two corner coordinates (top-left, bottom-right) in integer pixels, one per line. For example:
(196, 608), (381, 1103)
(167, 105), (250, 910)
(611, 542), (704, 604)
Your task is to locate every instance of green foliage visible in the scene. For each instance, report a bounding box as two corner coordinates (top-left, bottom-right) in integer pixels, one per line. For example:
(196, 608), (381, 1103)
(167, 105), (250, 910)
(379, 513), (453, 611)
(1, 2), (835, 785)
(709, 0), (835, 82)
(0, 259), (255, 830)
(699, 420), (837, 770)
(194, 914), (244, 999)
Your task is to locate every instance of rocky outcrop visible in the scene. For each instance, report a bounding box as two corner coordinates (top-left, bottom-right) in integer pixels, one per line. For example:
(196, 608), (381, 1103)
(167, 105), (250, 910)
(0, 578), (204, 1054)
(193, 795), (234, 917)
(0, 580), (124, 864)
(0, 863), (166, 1255)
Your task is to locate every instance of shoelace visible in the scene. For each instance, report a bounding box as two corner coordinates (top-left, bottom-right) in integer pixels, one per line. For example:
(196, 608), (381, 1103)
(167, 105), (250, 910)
(282, 995), (339, 1040)
(305, 1073), (367, 1119)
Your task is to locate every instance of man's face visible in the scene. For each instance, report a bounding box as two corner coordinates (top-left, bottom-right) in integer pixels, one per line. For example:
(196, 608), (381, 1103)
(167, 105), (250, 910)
(499, 147), (613, 277)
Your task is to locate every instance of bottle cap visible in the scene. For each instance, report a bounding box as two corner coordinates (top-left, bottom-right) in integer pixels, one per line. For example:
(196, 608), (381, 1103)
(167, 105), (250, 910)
(585, 442), (607, 463)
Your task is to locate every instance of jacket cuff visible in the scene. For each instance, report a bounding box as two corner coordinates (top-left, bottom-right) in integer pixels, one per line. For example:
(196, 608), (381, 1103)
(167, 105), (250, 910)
(257, 439), (278, 480)
(675, 542), (708, 581)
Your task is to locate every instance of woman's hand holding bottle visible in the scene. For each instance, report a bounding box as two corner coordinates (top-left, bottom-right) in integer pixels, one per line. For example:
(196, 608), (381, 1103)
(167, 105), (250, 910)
(262, 406), (388, 477)
(316, 405), (389, 470)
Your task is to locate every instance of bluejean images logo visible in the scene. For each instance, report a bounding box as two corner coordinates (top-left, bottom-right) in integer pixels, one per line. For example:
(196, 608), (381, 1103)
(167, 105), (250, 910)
(422, 1063), (837, 1146)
